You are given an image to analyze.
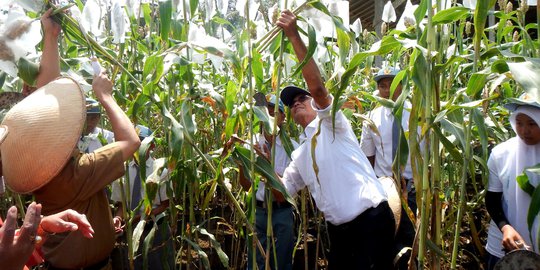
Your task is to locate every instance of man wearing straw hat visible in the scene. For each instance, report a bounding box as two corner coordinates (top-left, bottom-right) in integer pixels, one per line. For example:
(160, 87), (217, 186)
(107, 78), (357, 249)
(276, 10), (395, 270)
(0, 10), (141, 269)
(1, 71), (140, 270)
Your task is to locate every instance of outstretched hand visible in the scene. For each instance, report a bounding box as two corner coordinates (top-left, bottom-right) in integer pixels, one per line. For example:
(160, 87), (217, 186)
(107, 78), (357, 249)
(92, 71), (113, 101)
(40, 209), (94, 239)
(41, 8), (62, 39)
(0, 202), (41, 270)
(276, 10), (298, 39)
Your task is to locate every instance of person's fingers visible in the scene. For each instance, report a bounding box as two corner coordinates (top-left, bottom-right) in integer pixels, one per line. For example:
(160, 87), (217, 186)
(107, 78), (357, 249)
(18, 202), (41, 244)
(48, 210), (94, 238)
(0, 206), (18, 244)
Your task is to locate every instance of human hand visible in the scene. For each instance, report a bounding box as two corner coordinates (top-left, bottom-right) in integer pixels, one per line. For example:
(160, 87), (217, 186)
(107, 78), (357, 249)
(40, 209), (94, 239)
(501, 224), (530, 252)
(0, 202), (41, 270)
(41, 8), (62, 39)
(276, 10), (298, 38)
(92, 71), (113, 101)
(113, 216), (124, 234)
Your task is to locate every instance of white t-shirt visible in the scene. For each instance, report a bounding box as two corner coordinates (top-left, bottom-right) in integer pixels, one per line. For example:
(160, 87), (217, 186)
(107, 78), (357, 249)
(282, 97), (387, 225)
(486, 137), (540, 257)
(111, 157), (169, 213)
(255, 135), (298, 202)
(360, 103), (413, 179)
(78, 127), (114, 153)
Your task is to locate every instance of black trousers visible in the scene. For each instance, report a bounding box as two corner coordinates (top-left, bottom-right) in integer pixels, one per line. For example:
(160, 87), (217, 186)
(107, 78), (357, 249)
(327, 201), (395, 270)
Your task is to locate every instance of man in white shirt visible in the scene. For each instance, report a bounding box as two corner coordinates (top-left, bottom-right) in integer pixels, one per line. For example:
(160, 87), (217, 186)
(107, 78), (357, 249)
(78, 98), (115, 153)
(277, 10), (394, 269)
(359, 67), (416, 268)
(239, 94), (298, 270)
(111, 125), (173, 270)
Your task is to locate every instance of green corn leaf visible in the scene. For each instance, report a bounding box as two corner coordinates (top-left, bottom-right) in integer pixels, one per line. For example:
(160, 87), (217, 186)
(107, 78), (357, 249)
(440, 118), (465, 150)
(290, 23), (316, 78)
(508, 58), (540, 100)
(159, 0), (172, 42)
(516, 172), (535, 196)
(527, 185), (540, 243)
(414, 0), (428, 28)
(197, 227), (230, 268)
(132, 219), (147, 257)
(432, 7), (470, 25)
(180, 237), (211, 269)
(17, 57), (39, 87)
(231, 146), (295, 207)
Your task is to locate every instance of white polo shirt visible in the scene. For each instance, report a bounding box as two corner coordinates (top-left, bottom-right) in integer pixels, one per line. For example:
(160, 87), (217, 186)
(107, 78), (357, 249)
(360, 103), (413, 179)
(281, 97), (387, 225)
(111, 157), (169, 213)
(78, 127), (115, 153)
(255, 134), (298, 202)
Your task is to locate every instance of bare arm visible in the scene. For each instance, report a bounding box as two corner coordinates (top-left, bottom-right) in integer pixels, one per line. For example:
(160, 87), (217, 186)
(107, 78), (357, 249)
(276, 10), (331, 109)
(92, 72), (140, 161)
(36, 9), (61, 88)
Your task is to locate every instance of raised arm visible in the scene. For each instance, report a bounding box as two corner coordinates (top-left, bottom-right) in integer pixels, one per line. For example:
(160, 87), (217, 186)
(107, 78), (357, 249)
(36, 9), (61, 88)
(92, 72), (140, 160)
(276, 10), (331, 109)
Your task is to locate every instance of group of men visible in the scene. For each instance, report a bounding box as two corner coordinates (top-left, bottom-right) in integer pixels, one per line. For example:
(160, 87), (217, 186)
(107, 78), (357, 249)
(0, 7), (420, 270)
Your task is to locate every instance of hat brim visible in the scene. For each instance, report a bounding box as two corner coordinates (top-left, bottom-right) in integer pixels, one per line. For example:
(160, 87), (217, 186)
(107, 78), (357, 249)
(374, 74), (396, 82)
(504, 98), (540, 111)
(1, 77), (85, 193)
(280, 86), (311, 107)
(378, 176), (402, 235)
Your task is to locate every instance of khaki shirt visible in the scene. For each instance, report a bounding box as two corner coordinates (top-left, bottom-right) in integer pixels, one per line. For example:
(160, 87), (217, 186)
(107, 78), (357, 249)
(34, 143), (125, 268)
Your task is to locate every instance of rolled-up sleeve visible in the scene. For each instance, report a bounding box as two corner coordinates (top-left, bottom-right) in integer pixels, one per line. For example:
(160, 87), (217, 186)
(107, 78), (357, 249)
(281, 159), (305, 197)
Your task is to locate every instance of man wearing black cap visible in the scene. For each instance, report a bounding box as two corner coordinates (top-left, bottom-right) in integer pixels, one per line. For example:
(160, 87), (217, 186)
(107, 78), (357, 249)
(276, 10), (395, 270)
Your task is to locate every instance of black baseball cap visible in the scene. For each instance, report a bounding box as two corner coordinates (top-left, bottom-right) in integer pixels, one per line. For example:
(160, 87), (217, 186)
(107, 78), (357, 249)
(280, 86), (311, 107)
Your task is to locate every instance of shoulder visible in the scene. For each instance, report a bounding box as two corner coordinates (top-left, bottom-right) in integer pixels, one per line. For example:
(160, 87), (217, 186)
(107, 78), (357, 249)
(491, 137), (518, 157)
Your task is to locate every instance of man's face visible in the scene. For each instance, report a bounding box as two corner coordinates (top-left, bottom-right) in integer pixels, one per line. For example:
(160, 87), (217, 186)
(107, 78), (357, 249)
(85, 114), (100, 135)
(377, 77), (402, 101)
(290, 94), (316, 125)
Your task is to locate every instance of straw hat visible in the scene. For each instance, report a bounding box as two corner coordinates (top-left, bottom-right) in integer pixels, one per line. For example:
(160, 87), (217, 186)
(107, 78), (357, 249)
(378, 176), (402, 234)
(1, 77), (85, 193)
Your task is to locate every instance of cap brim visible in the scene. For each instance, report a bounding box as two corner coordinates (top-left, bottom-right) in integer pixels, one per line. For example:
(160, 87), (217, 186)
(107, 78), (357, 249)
(504, 98), (540, 111)
(280, 86), (311, 107)
(374, 74), (396, 82)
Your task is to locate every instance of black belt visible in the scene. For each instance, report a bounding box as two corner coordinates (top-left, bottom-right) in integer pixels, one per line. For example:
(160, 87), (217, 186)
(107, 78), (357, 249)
(44, 256), (109, 270)
(256, 200), (291, 209)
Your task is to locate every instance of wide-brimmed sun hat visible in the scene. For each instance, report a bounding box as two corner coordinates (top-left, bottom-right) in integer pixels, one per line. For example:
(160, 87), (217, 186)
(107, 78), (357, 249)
(504, 92), (540, 112)
(1, 77), (85, 194)
(378, 176), (402, 235)
(280, 86), (311, 107)
(374, 66), (400, 83)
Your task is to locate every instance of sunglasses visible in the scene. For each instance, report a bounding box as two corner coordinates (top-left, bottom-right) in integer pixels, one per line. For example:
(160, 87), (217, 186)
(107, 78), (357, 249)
(293, 95), (311, 104)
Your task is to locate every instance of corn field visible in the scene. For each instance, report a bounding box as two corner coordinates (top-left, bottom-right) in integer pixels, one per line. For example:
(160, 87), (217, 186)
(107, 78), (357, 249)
(1, 0), (539, 269)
